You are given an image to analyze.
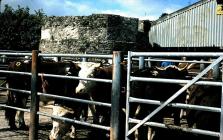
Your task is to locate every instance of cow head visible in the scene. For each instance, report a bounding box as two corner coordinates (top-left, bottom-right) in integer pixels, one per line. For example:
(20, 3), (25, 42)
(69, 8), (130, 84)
(49, 106), (75, 140)
(155, 65), (188, 79)
(75, 62), (101, 95)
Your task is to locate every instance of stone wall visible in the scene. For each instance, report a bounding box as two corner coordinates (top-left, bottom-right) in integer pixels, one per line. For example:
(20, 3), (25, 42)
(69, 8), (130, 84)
(40, 14), (139, 54)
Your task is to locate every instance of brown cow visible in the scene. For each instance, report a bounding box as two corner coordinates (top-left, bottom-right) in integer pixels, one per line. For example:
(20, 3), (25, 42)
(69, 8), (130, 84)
(185, 85), (220, 140)
(5, 60), (81, 133)
(130, 65), (188, 140)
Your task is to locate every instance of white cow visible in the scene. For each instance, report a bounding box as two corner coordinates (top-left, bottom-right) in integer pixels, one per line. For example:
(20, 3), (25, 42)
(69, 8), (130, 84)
(49, 105), (78, 140)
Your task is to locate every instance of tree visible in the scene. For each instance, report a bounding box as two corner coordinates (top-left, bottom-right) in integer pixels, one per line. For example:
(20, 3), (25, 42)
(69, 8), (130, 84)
(0, 5), (45, 51)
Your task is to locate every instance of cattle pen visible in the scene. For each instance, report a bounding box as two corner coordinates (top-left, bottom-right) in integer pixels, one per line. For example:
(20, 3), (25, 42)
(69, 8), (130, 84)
(0, 50), (222, 140)
(0, 50), (122, 140)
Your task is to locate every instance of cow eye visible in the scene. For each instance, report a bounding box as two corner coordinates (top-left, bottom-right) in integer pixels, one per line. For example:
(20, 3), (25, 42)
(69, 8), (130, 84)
(80, 80), (87, 84)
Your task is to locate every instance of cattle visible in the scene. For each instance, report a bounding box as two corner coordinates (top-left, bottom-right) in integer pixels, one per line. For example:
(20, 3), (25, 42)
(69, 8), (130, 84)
(75, 62), (127, 139)
(49, 104), (84, 140)
(5, 60), (82, 139)
(75, 62), (190, 139)
(130, 65), (188, 140)
(175, 60), (221, 140)
(185, 85), (221, 140)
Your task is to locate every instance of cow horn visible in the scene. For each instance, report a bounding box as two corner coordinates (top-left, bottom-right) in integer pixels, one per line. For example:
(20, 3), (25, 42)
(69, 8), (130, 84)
(187, 63), (197, 70)
(155, 65), (176, 71)
(155, 66), (166, 71)
(177, 63), (189, 71)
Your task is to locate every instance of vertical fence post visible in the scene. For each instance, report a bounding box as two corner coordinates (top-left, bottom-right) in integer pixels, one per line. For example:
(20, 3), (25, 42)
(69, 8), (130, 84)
(147, 57), (151, 68)
(125, 51), (132, 140)
(29, 50), (39, 140)
(139, 56), (145, 69)
(200, 59), (205, 71)
(220, 63), (223, 140)
(82, 57), (87, 62)
(110, 51), (122, 140)
(213, 59), (220, 80)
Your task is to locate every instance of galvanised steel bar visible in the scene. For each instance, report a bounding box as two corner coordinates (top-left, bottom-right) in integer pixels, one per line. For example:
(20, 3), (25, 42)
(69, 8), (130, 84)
(38, 73), (112, 83)
(127, 55), (223, 136)
(38, 92), (111, 107)
(29, 50), (39, 140)
(131, 76), (222, 86)
(129, 97), (221, 113)
(143, 58), (213, 64)
(0, 104), (30, 112)
(82, 57), (87, 62)
(130, 57), (212, 64)
(138, 56), (145, 69)
(0, 52), (111, 59)
(0, 70), (31, 76)
(0, 86), (31, 94)
(38, 112), (110, 131)
(129, 118), (220, 137)
(110, 51), (122, 140)
(131, 52), (223, 57)
(213, 58), (220, 80)
(39, 53), (112, 59)
(125, 51), (132, 140)
(220, 64), (223, 140)
(0, 52), (32, 56)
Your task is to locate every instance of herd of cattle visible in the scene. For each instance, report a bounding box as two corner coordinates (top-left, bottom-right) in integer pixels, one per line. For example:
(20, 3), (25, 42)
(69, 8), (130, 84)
(2, 57), (221, 140)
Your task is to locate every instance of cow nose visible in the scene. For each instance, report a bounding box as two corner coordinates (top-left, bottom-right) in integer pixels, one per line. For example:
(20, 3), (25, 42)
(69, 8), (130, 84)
(79, 89), (84, 93)
(76, 87), (84, 94)
(76, 89), (84, 95)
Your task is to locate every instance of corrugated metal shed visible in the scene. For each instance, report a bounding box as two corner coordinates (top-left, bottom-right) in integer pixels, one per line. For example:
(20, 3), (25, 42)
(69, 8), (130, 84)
(149, 0), (223, 48)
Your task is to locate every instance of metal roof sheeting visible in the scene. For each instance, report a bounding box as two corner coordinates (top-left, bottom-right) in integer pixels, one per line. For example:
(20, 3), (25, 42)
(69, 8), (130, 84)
(149, 0), (223, 48)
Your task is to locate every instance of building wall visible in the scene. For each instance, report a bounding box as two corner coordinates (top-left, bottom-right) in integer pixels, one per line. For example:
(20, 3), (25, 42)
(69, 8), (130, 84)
(149, 0), (223, 48)
(40, 14), (139, 54)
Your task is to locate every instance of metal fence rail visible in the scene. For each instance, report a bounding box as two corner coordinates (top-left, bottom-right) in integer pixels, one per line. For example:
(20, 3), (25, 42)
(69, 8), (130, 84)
(125, 51), (223, 140)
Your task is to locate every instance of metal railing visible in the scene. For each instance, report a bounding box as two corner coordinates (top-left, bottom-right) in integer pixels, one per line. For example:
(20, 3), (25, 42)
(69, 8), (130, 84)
(125, 51), (223, 140)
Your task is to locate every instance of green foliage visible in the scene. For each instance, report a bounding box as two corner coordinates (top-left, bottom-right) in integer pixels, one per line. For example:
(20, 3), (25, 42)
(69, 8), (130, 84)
(0, 5), (45, 51)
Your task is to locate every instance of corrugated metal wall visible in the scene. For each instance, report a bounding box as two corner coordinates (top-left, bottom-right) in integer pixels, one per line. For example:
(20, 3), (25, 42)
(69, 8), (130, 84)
(149, 0), (223, 48)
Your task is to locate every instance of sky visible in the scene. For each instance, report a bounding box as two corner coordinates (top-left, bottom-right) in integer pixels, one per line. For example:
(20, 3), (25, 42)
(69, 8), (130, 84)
(0, 0), (199, 20)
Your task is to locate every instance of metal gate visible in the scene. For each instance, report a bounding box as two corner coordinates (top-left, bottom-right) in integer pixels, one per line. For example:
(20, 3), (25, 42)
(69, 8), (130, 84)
(125, 51), (223, 140)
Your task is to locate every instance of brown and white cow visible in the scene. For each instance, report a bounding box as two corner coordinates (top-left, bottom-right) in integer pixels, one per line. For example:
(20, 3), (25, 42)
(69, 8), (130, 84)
(75, 62), (127, 139)
(5, 60), (82, 139)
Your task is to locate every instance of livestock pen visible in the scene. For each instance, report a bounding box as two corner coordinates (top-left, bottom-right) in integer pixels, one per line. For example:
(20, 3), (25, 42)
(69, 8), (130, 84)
(0, 50), (122, 140)
(0, 50), (223, 140)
